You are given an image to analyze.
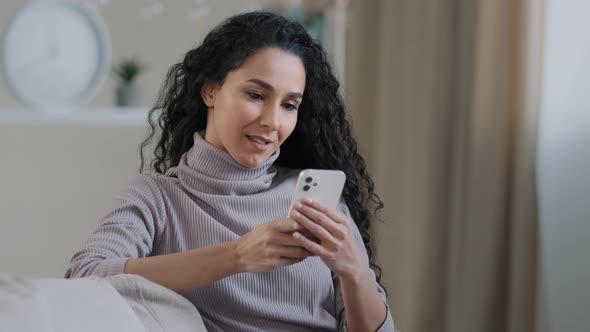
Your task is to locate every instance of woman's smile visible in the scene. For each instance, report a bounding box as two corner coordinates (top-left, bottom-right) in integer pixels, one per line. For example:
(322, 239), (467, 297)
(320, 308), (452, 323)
(202, 47), (305, 168)
(246, 135), (273, 151)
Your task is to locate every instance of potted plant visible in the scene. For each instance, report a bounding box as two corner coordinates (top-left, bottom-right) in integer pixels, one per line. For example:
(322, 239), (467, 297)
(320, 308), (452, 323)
(113, 57), (145, 107)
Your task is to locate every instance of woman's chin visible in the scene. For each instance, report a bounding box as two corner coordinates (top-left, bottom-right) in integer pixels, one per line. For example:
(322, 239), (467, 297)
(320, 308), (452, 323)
(233, 153), (269, 168)
(229, 144), (279, 168)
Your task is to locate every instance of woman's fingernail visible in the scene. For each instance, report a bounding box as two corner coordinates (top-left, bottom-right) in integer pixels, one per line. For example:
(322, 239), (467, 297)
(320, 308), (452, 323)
(302, 197), (313, 204)
(290, 210), (300, 218)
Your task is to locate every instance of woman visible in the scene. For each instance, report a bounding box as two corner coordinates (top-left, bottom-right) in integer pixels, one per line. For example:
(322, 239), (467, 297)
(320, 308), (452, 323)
(66, 11), (394, 332)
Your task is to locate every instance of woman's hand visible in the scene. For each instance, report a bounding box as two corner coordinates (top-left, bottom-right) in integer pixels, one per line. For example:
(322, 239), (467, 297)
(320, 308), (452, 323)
(290, 198), (365, 279)
(234, 218), (314, 273)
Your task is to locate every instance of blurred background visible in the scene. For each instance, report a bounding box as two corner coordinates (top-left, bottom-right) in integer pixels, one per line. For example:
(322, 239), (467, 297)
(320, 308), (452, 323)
(0, 1), (589, 332)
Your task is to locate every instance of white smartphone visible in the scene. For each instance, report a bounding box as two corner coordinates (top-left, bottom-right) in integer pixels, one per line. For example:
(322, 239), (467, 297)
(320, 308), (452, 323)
(289, 169), (347, 214)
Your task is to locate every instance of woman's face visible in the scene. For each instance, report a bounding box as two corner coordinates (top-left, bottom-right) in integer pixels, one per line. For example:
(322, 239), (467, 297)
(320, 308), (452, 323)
(202, 48), (305, 168)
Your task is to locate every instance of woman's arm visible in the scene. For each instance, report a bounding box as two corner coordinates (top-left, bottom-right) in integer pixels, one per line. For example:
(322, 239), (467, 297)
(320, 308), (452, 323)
(66, 174), (311, 292)
(65, 175), (167, 279)
(124, 241), (240, 293)
(124, 217), (310, 293)
(337, 269), (390, 332)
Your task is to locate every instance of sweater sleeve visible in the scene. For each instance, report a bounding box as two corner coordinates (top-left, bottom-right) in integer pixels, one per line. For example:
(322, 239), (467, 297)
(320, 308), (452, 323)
(334, 203), (396, 332)
(65, 174), (167, 279)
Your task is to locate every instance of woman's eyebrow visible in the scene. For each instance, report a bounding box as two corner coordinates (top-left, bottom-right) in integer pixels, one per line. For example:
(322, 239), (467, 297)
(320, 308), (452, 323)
(246, 78), (303, 99)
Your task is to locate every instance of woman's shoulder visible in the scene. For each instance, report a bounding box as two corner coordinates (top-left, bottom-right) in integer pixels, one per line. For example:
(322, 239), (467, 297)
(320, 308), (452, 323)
(131, 171), (181, 187)
(116, 172), (174, 203)
(126, 172), (166, 189)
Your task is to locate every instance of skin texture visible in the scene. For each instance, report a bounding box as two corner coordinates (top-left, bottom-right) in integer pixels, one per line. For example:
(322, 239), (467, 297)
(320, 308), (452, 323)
(201, 48), (305, 168)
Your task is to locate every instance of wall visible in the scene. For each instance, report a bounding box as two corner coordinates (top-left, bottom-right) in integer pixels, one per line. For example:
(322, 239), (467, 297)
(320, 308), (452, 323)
(536, 0), (590, 330)
(0, 1), (256, 277)
(0, 1), (257, 108)
(0, 123), (148, 277)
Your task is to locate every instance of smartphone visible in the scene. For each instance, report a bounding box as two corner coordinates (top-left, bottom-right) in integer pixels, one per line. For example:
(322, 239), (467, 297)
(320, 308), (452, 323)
(289, 169), (346, 214)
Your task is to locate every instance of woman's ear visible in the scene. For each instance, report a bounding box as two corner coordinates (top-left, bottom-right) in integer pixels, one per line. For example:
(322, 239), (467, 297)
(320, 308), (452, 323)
(201, 82), (218, 108)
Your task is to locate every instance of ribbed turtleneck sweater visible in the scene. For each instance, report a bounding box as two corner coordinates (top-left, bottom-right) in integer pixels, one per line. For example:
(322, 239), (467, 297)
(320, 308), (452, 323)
(65, 132), (395, 332)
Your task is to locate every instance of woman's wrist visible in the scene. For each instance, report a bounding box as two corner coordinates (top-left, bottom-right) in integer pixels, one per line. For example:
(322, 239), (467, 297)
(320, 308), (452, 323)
(224, 240), (243, 275)
(338, 264), (372, 286)
(336, 255), (370, 283)
(186, 240), (243, 278)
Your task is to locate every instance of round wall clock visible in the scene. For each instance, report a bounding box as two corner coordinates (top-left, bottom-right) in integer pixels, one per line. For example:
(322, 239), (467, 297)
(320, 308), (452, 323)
(2, 0), (111, 112)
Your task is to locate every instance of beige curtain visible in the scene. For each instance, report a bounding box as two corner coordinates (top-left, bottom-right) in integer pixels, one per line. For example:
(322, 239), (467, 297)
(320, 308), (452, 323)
(345, 1), (544, 332)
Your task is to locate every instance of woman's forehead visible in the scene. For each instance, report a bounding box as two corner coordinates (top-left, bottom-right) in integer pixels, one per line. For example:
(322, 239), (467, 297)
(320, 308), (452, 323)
(229, 48), (306, 91)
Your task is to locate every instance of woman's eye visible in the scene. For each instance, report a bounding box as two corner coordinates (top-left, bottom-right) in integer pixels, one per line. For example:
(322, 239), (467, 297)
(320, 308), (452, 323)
(247, 91), (263, 100)
(282, 103), (298, 111)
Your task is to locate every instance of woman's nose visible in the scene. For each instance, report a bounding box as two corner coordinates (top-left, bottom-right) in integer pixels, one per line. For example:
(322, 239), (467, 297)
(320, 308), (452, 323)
(259, 103), (281, 131)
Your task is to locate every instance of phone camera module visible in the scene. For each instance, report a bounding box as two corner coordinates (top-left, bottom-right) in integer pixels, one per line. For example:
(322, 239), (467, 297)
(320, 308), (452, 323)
(305, 177), (313, 183)
(303, 185), (310, 191)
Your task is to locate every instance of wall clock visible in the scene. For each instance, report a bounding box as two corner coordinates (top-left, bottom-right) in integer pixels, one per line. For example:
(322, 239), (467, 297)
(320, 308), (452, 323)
(2, 0), (111, 112)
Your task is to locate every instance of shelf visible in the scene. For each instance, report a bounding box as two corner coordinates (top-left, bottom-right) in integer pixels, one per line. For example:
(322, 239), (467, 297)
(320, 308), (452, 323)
(0, 108), (152, 126)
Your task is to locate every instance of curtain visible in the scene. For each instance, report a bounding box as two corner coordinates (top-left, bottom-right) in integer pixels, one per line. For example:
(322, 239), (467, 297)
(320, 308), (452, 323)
(345, 1), (544, 331)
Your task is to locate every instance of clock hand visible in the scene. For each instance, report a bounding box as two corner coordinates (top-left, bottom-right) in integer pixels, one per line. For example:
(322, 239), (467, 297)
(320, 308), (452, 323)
(48, 20), (59, 59)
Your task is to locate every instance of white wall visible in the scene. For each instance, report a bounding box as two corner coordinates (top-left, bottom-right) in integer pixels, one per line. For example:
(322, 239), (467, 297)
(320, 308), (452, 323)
(0, 1), (258, 108)
(0, 123), (148, 277)
(536, 0), (590, 331)
(0, 1), (256, 277)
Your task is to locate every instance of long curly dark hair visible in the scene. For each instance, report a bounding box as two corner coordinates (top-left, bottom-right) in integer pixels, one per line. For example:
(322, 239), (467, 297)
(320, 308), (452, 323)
(139, 11), (386, 291)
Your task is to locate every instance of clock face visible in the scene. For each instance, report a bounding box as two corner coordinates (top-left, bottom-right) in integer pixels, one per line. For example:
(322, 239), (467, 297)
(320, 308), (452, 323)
(2, 1), (110, 111)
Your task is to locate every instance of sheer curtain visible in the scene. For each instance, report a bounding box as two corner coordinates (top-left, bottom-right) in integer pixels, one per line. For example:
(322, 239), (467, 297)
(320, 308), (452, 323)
(345, 1), (544, 331)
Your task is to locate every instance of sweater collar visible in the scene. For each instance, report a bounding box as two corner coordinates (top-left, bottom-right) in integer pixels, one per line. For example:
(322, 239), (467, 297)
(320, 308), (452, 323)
(167, 131), (279, 195)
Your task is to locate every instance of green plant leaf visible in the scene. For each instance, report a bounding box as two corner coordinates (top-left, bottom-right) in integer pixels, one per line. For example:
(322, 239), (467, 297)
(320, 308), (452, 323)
(113, 57), (146, 83)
